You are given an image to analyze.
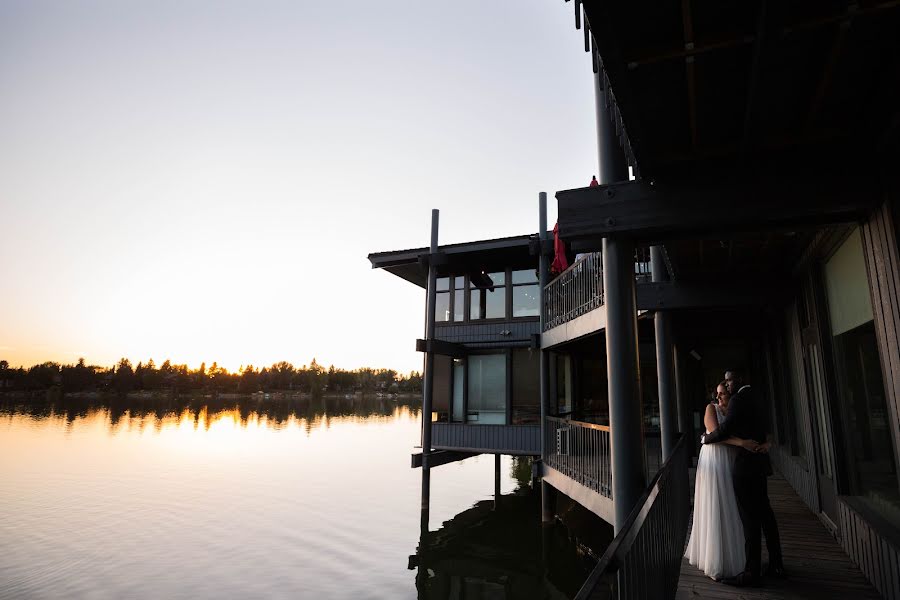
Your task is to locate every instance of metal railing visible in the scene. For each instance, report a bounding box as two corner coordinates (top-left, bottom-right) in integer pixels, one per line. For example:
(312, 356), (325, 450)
(545, 416), (612, 497)
(543, 247), (654, 332)
(573, 434), (691, 600)
(544, 252), (604, 331)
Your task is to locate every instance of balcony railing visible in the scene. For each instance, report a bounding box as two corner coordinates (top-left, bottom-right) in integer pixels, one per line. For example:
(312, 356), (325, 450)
(543, 247), (653, 332)
(573, 434), (690, 600)
(545, 416), (612, 497)
(544, 252), (604, 331)
(545, 418), (665, 500)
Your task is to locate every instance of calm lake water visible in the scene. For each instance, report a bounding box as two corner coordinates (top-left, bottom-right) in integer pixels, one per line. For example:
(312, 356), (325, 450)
(0, 395), (598, 599)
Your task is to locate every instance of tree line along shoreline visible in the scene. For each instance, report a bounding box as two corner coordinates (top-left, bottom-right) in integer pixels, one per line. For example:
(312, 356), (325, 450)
(0, 358), (423, 396)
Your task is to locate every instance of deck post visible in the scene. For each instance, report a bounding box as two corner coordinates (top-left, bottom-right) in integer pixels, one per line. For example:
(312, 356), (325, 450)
(539, 192), (553, 523)
(596, 70), (645, 534)
(674, 345), (689, 436)
(420, 208), (440, 528)
(494, 454), (501, 510)
(651, 246), (676, 462)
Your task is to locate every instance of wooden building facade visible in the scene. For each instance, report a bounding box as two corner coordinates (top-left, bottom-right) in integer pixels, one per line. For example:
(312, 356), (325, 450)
(370, 1), (900, 598)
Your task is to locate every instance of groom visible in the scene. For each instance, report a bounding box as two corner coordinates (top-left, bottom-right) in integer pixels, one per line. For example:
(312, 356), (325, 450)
(702, 369), (784, 586)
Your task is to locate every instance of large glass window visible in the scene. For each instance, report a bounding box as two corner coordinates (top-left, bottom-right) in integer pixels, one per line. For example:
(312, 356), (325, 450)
(555, 354), (573, 416)
(485, 272), (506, 319)
(453, 276), (465, 322)
(825, 228), (900, 526)
(511, 349), (539, 424)
(471, 271), (506, 320)
(435, 277), (450, 322)
(467, 354), (506, 424)
(511, 269), (539, 317)
(451, 358), (464, 422)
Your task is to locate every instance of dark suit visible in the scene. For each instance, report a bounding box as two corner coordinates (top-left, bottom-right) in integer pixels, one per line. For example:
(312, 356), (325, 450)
(703, 385), (783, 576)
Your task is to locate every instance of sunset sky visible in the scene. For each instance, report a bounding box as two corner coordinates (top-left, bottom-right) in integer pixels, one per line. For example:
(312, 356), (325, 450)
(0, 0), (597, 374)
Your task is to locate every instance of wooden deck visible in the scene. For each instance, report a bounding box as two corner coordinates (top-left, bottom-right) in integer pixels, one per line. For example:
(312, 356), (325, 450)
(676, 476), (882, 599)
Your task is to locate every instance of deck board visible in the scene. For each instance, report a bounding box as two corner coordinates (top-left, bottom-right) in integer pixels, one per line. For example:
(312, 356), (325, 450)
(675, 477), (882, 599)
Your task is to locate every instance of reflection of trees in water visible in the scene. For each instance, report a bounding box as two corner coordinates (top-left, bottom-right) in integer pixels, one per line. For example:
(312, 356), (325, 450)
(0, 393), (422, 434)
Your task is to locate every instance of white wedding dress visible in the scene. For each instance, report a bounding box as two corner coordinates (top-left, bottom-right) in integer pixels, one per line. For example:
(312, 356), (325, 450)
(684, 402), (746, 580)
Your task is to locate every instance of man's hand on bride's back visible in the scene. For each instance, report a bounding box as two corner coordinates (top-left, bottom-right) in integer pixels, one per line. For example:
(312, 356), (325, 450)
(739, 439), (760, 452)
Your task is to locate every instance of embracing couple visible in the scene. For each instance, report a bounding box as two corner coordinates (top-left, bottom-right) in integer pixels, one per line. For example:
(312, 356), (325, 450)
(684, 370), (785, 587)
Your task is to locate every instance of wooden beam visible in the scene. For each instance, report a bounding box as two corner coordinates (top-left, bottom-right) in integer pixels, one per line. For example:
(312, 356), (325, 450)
(807, 19), (850, 129)
(681, 0), (698, 150)
(624, 2), (900, 70)
(555, 173), (879, 243)
(411, 450), (478, 469)
(742, 0), (778, 151)
(415, 338), (466, 358)
(627, 35), (754, 70)
(635, 280), (785, 310)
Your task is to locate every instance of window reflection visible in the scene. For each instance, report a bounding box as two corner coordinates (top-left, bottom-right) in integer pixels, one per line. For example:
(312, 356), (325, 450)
(485, 272), (506, 319)
(825, 228), (900, 527)
(512, 285), (539, 317)
(435, 291), (450, 322)
(511, 269), (537, 284)
(453, 277), (465, 322)
(467, 354), (506, 424)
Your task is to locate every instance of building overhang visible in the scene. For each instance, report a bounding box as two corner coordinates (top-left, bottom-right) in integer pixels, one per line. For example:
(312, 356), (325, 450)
(556, 169), (879, 247)
(570, 1), (900, 179)
(368, 234), (540, 288)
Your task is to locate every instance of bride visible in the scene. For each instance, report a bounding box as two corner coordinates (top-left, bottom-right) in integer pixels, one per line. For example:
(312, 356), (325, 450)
(684, 381), (758, 580)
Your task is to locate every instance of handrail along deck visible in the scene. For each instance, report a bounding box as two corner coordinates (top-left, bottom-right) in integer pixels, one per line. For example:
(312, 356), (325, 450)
(573, 434), (690, 600)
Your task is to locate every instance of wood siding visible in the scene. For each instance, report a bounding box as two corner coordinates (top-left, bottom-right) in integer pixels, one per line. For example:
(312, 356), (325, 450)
(771, 444), (821, 513)
(435, 320), (539, 348)
(860, 198), (900, 480)
(839, 497), (900, 600)
(431, 423), (540, 455)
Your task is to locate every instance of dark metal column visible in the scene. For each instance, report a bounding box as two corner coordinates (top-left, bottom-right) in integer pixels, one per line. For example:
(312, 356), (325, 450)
(494, 454), (502, 510)
(651, 246), (676, 462)
(673, 345), (689, 435)
(539, 192), (554, 524)
(596, 70), (645, 534)
(420, 209), (439, 529)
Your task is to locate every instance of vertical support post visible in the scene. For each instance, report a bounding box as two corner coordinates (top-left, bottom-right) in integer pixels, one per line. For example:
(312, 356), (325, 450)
(596, 69), (645, 534)
(494, 454), (501, 510)
(421, 209), (439, 529)
(674, 345), (689, 435)
(603, 237), (645, 531)
(538, 192), (553, 524)
(652, 245), (676, 462)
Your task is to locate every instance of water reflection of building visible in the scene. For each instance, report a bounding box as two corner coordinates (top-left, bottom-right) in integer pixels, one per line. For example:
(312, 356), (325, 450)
(411, 491), (606, 600)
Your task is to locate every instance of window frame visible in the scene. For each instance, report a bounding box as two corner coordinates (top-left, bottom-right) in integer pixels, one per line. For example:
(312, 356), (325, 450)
(435, 268), (541, 324)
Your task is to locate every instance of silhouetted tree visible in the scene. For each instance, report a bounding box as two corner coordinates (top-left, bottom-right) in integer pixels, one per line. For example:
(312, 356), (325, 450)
(113, 358), (135, 395)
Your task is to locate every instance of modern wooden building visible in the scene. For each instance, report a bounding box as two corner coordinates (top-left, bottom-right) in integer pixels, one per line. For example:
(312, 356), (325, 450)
(369, 235), (544, 458)
(371, 1), (900, 598)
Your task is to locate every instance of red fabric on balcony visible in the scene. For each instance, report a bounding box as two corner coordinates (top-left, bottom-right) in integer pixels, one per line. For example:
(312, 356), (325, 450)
(551, 222), (569, 275)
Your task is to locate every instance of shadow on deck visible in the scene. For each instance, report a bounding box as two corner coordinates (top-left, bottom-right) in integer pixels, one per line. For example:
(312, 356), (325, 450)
(676, 476), (882, 599)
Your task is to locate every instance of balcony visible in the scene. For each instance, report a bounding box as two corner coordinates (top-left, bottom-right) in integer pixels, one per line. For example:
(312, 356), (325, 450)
(541, 248), (651, 348)
(542, 416), (663, 524)
(431, 422), (541, 456)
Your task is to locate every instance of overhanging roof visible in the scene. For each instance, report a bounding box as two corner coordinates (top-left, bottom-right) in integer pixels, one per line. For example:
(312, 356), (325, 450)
(570, 0), (900, 178)
(368, 234), (539, 288)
